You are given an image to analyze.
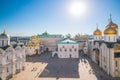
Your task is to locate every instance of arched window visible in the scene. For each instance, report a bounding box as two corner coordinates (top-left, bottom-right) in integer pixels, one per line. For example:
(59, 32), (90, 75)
(60, 48), (62, 52)
(7, 67), (9, 73)
(2, 40), (4, 47)
(74, 49), (77, 52)
(65, 49), (67, 52)
(63, 46), (64, 48)
(116, 61), (117, 67)
(69, 49), (72, 52)
(7, 56), (9, 60)
(114, 36), (115, 41)
(109, 36), (110, 41)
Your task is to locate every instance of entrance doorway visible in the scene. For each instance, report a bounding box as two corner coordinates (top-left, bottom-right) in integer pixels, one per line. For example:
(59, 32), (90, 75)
(35, 49), (38, 54)
(70, 54), (72, 58)
(46, 47), (49, 52)
(54, 53), (58, 58)
(95, 49), (100, 65)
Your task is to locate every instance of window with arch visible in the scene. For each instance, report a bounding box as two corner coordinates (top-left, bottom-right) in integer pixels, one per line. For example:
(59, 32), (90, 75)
(114, 36), (115, 41)
(74, 49), (77, 52)
(109, 36), (110, 41)
(116, 60), (118, 67)
(63, 46), (64, 48)
(69, 49), (72, 52)
(60, 48), (62, 52)
(2, 40), (4, 47)
(65, 49), (67, 52)
(7, 67), (9, 73)
(7, 56), (9, 60)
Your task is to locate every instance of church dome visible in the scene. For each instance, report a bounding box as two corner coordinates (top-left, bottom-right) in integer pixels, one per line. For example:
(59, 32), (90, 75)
(0, 29), (9, 39)
(105, 21), (118, 30)
(104, 25), (117, 35)
(93, 24), (102, 35)
(105, 14), (118, 30)
(93, 28), (102, 35)
(0, 33), (8, 39)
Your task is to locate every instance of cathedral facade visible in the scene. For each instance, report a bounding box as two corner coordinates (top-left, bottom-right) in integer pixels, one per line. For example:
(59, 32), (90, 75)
(25, 35), (40, 56)
(88, 16), (120, 77)
(0, 30), (26, 80)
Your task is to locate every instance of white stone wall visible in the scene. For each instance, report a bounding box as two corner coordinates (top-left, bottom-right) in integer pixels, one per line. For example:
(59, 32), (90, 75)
(104, 35), (117, 42)
(0, 46), (26, 80)
(25, 46), (39, 56)
(0, 37), (10, 47)
(38, 37), (63, 51)
(58, 44), (79, 58)
(94, 35), (102, 41)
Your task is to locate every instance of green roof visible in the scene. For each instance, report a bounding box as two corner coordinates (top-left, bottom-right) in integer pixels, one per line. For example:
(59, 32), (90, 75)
(37, 32), (63, 38)
(58, 38), (77, 44)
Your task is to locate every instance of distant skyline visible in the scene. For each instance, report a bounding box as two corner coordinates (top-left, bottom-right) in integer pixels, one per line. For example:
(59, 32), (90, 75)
(0, 0), (120, 36)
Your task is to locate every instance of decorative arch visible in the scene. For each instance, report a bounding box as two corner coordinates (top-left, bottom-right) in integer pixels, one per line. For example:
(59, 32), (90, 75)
(93, 48), (100, 65)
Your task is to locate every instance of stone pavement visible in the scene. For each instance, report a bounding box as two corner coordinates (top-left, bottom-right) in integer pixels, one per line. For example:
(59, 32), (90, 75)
(10, 52), (120, 80)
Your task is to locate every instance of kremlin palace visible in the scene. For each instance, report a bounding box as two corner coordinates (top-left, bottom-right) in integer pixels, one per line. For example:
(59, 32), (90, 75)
(0, 15), (120, 80)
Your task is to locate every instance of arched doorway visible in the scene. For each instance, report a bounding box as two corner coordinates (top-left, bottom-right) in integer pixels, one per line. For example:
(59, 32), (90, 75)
(46, 47), (49, 52)
(54, 53), (58, 58)
(35, 49), (38, 54)
(94, 48), (100, 65)
(69, 54), (72, 58)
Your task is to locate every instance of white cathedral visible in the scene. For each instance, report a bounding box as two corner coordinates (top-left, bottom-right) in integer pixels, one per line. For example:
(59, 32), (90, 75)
(0, 29), (26, 80)
(88, 15), (120, 77)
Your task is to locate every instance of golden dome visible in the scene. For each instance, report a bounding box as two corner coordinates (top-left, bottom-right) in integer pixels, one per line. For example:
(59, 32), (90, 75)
(93, 29), (102, 35)
(104, 25), (117, 35)
(93, 24), (102, 35)
(105, 14), (118, 30)
(105, 21), (118, 30)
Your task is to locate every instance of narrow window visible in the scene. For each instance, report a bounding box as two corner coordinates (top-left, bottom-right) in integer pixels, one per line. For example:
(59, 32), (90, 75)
(114, 36), (115, 41)
(7, 56), (9, 60)
(116, 61), (117, 67)
(70, 49), (72, 52)
(7, 67), (9, 73)
(65, 49), (67, 52)
(75, 49), (77, 52)
(2, 40), (4, 47)
(60, 48), (62, 52)
(109, 36), (110, 41)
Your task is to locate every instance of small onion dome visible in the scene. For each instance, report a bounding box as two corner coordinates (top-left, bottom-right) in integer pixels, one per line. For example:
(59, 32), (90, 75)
(0, 28), (9, 39)
(0, 33), (9, 39)
(104, 25), (117, 35)
(93, 28), (102, 35)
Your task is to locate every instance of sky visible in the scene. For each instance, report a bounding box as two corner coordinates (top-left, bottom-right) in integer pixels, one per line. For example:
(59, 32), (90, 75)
(0, 0), (120, 36)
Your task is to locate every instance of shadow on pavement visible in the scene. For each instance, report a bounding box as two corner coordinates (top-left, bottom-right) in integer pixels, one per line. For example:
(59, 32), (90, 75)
(80, 52), (120, 80)
(26, 52), (80, 78)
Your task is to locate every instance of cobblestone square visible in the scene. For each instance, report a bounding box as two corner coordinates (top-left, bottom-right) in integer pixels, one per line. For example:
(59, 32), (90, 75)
(10, 52), (120, 80)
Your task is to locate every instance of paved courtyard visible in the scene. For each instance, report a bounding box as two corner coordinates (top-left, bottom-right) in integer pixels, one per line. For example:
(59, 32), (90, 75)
(10, 52), (120, 80)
